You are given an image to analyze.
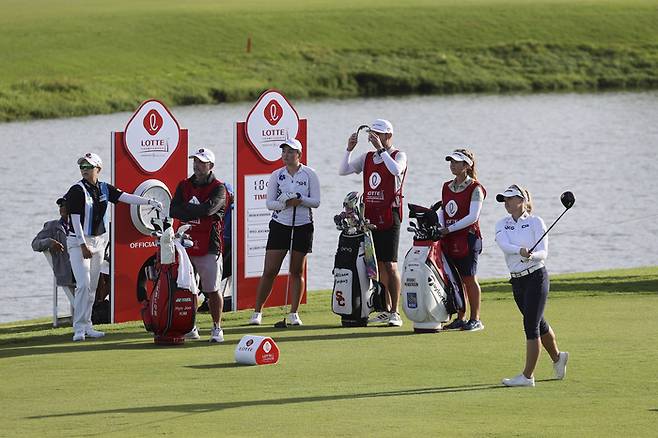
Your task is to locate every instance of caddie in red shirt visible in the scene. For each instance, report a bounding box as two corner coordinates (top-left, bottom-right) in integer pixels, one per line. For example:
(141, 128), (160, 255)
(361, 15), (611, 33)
(170, 147), (228, 343)
(339, 119), (407, 327)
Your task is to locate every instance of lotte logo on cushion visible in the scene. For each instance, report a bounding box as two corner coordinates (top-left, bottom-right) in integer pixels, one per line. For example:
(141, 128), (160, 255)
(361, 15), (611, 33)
(264, 99), (283, 126)
(143, 109), (163, 136)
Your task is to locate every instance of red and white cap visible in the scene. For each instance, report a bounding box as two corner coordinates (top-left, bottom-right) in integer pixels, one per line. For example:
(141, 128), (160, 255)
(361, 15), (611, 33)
(189, 147), (215, 164)
(77, 152), (103, 168)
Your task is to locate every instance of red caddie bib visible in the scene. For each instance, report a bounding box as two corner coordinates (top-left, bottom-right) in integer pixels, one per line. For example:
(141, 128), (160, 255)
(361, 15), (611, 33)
(363, 151), (405, 230)
(181, 178), (224, 256)
(441, 180), (486, 259)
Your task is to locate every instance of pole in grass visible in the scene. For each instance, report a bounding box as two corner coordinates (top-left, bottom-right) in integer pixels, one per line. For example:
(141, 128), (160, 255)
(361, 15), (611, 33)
(528, 191), (575, 253)
(274, 206), (296, 328)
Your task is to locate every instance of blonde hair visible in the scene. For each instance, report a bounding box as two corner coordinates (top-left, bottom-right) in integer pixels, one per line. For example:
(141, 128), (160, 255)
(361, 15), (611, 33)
(454, 148), (477, 180)
(512, 184), (533, 213)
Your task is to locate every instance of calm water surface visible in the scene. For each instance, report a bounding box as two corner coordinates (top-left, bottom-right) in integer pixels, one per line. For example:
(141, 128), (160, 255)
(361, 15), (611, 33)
(1, 92), (657, 323)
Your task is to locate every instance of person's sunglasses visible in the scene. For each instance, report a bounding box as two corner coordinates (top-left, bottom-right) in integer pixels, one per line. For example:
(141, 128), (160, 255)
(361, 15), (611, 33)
(79, 164), (95, 170)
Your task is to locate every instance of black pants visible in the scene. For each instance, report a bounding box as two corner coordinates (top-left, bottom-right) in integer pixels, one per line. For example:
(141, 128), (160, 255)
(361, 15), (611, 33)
(510, 267), (550, 340)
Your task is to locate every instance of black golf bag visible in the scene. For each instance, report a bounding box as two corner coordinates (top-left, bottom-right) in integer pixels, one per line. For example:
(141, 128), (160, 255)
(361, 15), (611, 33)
(332, 232), (386, 327)
(401, 203), (465, 333)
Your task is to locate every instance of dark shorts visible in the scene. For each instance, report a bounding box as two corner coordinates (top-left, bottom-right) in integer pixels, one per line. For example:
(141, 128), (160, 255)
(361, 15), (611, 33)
(266, 220), (314, 254)
(371, 210), (401, 262)
(447, 232), (481, 277)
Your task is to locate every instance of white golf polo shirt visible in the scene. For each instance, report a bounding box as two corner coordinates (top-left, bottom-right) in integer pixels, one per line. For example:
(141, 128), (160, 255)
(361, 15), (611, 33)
(495, 212), (548, 274)
(265, 164), (321, 226)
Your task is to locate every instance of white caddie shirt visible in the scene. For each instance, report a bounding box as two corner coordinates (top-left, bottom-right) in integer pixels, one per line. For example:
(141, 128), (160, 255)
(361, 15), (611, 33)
(494, 212), (548, 274)
(265, 164), (321, 226)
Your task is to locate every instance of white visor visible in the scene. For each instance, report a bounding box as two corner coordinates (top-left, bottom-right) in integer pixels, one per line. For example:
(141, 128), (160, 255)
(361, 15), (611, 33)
(445, 151), (473, 167)
(496, 185), (526, 202)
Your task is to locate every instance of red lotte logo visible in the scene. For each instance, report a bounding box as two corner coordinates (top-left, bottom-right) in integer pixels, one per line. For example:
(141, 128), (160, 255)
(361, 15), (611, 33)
(264, 99), (283, 126)
(143, 109), (163, 136)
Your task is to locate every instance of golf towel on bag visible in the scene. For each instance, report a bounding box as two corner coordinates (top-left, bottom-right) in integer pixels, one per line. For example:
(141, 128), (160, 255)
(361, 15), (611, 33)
(401, 240), (464, 325)
(332, 233), (385, 327)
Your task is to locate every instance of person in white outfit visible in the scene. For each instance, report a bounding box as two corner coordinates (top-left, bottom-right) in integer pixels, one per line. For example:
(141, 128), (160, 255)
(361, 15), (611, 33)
(65, 153), (162, 341)
(494, 184), (569, 387)
(249, 139), (321, 326)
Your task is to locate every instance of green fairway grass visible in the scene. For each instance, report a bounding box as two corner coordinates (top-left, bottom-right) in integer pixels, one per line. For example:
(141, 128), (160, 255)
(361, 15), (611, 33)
(1, 267), (657, 436)
(1, 0), (658, 121)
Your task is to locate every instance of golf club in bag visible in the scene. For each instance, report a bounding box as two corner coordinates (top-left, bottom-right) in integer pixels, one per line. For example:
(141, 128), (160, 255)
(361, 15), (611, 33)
(274, 206), (296, 328)
(401, 202), (465, 333)
(528, 191), (576, 253)
(140, 214), (198, 345)
(331, 192), (387, 327)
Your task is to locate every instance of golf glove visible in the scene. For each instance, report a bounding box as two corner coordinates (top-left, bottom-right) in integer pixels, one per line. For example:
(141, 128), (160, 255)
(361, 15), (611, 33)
(148, 198), (164, 211)
(277, 192), (296, 202)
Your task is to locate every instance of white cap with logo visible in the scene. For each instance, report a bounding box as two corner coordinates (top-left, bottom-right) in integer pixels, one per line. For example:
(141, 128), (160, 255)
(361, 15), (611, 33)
(445, 150), (473, 167)
(370, 119), (394, 134)
(189, 148), (215, 164)
(77, 152), (103, 168)
(496, 185), (526, 202)
(280, 138), (303, 152)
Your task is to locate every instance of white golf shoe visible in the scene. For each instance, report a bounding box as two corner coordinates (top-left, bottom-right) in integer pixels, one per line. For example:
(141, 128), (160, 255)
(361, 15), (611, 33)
(368, 311), (390, 324)
(85, 328), (105, 338)
(554, 351), (569, 380)
(72, 331), (85, 342)
(388, 312), (403, 327)
(502, 374), (535, 387)
(249, 312), (262, 325)
(209, 325), (224, 343)
(288, 313), (303, 326)
(184, 326), (200, 340)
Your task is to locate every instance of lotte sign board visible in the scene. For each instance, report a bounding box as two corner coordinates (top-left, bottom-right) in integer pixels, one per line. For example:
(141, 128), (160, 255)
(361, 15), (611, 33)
(112, 99), (187, 323)
(234, 89), (308, 310)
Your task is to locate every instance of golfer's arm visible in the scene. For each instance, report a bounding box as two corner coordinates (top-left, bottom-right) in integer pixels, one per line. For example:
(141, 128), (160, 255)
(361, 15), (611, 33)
(381, 150), (406, 176)
(300, 171), (321, 208)
(118, 192), (149, 205)
(530, 219), (548, 261)
(70, 214), (87, 246)
(447, 200), (483, 233)
(265, 171), (286, 211)
(338, 150), (363, 175)
(495, 228), (521, 255)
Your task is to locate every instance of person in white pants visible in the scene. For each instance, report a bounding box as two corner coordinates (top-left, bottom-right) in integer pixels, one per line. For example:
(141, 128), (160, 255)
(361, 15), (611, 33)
(64, 153), (162, 341)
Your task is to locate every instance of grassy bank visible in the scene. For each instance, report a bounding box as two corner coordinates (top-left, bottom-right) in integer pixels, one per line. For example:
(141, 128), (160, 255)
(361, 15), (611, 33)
(1, 0), (658, 121)
(1, 267), (657, 436)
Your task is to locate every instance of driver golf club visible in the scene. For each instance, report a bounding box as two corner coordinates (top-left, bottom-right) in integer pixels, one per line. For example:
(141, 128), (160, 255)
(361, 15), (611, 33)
(274, 206), (296, 328)
(528, 191), (575, 253)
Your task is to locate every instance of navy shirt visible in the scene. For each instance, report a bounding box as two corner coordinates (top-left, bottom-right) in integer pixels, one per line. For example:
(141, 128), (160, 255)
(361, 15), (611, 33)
(65, 179), (122, 236)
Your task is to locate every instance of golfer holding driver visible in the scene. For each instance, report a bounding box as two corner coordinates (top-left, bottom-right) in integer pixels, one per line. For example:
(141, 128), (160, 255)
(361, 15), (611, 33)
(495, 184), (568, 387)
(438, 148), (486, 332)
(339, 119), (407, 327)
(249, 139), (320, 326)
(65, 153), (163, 341)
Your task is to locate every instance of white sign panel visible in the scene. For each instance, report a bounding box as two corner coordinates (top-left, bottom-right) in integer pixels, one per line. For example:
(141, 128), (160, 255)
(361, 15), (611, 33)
(124, 100), (181, 173)
(243, 174), (289, 277)
(245, 90), (300, 162)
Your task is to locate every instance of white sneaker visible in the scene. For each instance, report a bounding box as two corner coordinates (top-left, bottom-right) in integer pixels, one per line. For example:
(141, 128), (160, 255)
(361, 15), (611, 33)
(553, 351), (569, 380)
(388, 312), (403, 327)
(72, 331), (85, 342)
(368, 311), (390, 324)
(249, 312), (262, 325)
(502, 374), (535, 387)
(288, 313), (303, 326)
(210, 325), (224, 343)
(185, 326), (200, 340)
(85, 328), (105, 338)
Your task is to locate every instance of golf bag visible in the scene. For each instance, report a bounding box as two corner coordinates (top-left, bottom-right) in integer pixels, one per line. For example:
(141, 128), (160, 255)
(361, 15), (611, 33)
(401, 203), (465, 333)
(331, 192), (386, 327)
(140, 218), (198, 345)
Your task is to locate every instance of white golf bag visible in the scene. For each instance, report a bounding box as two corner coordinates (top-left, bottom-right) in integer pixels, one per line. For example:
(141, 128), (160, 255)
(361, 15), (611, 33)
(401, 203), (465, 333)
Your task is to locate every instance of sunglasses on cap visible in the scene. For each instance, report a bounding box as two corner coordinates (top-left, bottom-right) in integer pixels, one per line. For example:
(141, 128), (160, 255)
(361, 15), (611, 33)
(79, 164), (96, 170)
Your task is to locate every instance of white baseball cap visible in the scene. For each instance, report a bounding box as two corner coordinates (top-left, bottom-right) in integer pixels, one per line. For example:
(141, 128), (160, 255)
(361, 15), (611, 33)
(189, 148), (215, 164)
(370, 119), (394, 134)
(77, 152), (103, 168)
(280, 138), (303, 152)
(445, 150), (473, 166)
(496, 185), (526, 202)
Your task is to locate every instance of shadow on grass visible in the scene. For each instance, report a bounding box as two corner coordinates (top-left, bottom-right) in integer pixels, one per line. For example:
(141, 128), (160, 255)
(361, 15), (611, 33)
(483, 276), (658, 294)
(27, 382), (508, 419)
(0, 321), (66, 335)
(0, 326), (414, 359)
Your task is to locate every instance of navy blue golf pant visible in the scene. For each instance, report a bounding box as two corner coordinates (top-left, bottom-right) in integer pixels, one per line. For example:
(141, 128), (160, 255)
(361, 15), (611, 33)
(510, 267), (550, 340)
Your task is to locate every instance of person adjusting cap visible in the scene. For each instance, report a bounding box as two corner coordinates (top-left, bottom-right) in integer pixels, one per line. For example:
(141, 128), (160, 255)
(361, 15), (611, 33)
(189, 148), (215, 164)
(369, 119), (394, 134)
(496, 184), (527, 202)
(445, 150), (474, 167)
(77, 152), (103, 168)
(280, 138), (303, 152)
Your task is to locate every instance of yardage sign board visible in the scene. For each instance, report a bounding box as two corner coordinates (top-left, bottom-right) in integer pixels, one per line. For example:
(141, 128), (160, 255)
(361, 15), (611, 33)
(234, 89), (308, 310)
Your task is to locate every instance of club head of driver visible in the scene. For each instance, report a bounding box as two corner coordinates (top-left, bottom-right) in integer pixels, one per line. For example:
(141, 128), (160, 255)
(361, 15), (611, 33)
(560, 191), (575, 209)
(273, 319), (287, 328)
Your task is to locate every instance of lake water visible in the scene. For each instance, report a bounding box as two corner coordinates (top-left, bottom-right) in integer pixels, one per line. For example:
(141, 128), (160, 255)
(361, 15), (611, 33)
(1, 91), (657, 323)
